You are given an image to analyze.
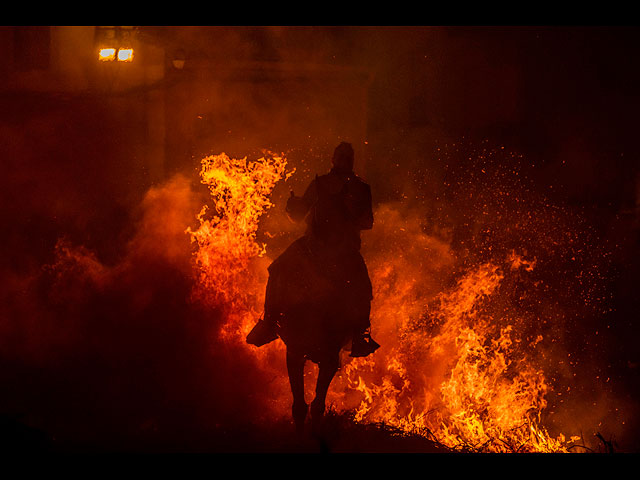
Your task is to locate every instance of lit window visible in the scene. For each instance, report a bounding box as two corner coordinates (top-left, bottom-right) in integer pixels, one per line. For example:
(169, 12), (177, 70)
(98, 48), (116, 61)
(117, 48), (134, 62)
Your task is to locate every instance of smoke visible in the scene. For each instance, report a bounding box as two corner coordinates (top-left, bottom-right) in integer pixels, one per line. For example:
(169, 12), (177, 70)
(0, 168), (278, 451)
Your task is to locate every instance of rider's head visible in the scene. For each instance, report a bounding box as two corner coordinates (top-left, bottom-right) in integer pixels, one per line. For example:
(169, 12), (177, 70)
(332, 142), (354, 173)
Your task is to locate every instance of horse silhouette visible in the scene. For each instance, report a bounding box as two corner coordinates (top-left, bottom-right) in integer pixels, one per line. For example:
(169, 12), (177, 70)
(248, 143), (378, 434)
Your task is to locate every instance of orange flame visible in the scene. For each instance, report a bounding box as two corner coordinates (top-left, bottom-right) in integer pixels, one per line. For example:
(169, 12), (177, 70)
(334, 252), (580, 452)
(186, 151), (293, 341)
(187, 151), (582, 452)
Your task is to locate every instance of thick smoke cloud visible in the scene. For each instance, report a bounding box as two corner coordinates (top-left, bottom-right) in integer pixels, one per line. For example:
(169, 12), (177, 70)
(0, 95), (278, 451)
(0, 171), (279, 451)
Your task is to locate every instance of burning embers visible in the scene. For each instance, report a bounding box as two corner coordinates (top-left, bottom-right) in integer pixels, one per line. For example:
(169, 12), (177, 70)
(338, 252), (579, 452)
(188, 149), (599, 453)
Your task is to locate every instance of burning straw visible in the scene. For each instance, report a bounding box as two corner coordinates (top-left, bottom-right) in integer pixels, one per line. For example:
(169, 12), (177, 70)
(187, 145), (613, 452)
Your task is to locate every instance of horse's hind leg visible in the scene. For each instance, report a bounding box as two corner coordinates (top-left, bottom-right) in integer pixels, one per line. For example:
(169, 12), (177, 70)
(310, 353), (339, 432)
(286, 348), (308, 435)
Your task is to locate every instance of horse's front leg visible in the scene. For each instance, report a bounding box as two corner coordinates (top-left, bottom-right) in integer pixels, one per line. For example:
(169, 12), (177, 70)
(310, 353), (339, 431)
(286, 348), (308, 435)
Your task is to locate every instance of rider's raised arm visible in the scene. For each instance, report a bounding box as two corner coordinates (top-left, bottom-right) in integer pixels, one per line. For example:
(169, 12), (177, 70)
(285, 177), (317, 223)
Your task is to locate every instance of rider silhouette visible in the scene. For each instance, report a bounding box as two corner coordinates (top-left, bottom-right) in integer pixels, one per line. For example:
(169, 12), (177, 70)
(285, 142), (377, 355)
(258, 142), (378, 356)
(247, 142), (379, 434)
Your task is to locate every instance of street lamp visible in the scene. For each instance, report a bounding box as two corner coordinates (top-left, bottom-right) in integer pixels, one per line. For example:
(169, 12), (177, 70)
(98, 47), (116, 61)
(117, 48), (134, 62)
(95, 26), (135, 62)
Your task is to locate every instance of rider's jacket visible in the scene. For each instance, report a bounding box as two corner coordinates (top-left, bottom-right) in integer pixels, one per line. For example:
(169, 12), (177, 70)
(286, 167), (373, 251)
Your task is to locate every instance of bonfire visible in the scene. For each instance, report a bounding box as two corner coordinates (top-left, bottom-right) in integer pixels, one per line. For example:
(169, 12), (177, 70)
(187, 149), (603, 453)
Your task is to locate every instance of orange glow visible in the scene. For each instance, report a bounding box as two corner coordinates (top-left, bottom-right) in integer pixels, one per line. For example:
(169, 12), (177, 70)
(117, 48), (134, 62)
(331, 252), (579, 452)
(98, 48), (116, 62)
(187, 152), (293, 339)
(186, 151), (295, 419)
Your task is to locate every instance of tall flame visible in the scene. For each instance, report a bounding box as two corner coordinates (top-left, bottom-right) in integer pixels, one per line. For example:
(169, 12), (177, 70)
(186, 151), (292, 340)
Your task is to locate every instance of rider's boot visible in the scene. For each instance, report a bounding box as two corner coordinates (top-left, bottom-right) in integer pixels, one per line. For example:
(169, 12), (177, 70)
(350, 328), (381, 358)
(246, 312), (279, 347)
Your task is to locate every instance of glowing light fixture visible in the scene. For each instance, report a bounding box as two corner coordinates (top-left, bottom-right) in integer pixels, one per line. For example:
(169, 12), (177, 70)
(98, 47), (116, 62)
(95, 26), (136, 63)
(117, 48), (134, 62)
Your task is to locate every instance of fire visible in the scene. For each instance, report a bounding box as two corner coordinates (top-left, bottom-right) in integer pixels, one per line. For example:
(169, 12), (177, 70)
(187, 151), (292, 341)
(187, 149), (587, 452)
(334, 250), (580, 452)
